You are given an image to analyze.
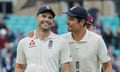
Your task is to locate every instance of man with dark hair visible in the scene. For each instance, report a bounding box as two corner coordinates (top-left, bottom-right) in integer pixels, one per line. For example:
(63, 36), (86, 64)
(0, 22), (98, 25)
(62, 6), (112, 72)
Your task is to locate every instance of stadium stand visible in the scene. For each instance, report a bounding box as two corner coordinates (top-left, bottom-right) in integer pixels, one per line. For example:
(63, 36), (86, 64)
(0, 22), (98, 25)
(5, 15), (120, 35)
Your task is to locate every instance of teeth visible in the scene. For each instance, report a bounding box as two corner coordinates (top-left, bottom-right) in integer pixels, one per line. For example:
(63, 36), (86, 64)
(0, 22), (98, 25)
(41, 23), (50, 28)
(43, 23), (49, 25)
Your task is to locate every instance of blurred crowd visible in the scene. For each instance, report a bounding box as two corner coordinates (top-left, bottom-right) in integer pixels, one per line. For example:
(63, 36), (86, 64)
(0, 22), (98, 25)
(0, 14), (24, 72)
(95, 20), (120, 72)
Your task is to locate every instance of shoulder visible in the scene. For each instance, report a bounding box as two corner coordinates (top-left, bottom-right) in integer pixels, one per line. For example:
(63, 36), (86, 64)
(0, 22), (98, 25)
(27, 31), (34, 38)
(18, 37), (33, 45)
(52, 34), (68, 44)
(60, 32), (71, 38)
(88, 31), (103, 41)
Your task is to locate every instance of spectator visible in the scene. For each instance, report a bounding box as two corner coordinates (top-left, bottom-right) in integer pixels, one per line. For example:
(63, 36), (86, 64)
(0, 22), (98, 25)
(0, 17), (8, 50)
(113, 26), (120, 49)
(0, 17), (7, 32)
(1, 42), (14, 58)
(1, 49), (14, 72)
(6, 26), (15, 43)
(0, 32), (7, 50)
(96, 20), (104, 35)
(84, 14), (96, 31)
(103, 25), (113, 48)
(114, 55), (120, 72)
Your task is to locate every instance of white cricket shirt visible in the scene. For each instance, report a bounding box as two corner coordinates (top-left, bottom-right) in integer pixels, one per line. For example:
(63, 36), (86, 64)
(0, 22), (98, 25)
(16, 31), (72, 72)
(61, 30), (111, 72)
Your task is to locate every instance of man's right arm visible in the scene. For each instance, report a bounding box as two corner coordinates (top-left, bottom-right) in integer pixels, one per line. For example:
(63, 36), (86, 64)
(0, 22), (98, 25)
(15, 39), (26, 72)
(15, 64), (25, 72)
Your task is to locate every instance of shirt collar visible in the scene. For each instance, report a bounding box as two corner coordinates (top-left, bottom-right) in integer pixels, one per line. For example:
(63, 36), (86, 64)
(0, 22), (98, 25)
(34, 30), (58, 40)
(68, 29), (89, 43)
(80, 29), (89, 42)
(47, 31), (58, 39)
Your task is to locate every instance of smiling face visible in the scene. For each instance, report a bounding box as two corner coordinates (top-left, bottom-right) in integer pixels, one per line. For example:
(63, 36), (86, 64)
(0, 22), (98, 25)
(36, 11), (54, 32)
(66, 16), (85, 32)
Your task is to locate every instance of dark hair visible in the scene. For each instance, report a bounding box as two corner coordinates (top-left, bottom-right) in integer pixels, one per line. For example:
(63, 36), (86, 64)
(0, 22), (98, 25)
(37, 10), (54, 18)
(76, 17), (86, 22)
(36, 6), (55, 17)
(76, 16), (86, 26)
(84, 24), (91, 28)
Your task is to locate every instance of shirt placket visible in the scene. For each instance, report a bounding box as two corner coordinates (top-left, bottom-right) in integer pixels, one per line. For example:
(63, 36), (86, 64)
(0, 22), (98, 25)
(74, 43), (80, 72)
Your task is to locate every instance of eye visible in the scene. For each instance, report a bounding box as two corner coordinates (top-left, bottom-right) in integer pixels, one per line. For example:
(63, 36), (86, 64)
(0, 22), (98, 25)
(41, 15), (46, 18)
(48, 16), (53, 19)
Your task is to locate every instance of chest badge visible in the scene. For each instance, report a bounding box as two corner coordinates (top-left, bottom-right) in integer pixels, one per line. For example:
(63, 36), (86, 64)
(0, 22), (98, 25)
(48, 40), (53, 49)
(29, 40), (36, 48)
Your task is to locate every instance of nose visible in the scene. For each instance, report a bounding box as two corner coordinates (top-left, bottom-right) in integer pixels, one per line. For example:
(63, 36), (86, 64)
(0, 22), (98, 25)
(43, 17), (50, 23)
(44, 17), (49, 21)
(67, 19), (70, 25)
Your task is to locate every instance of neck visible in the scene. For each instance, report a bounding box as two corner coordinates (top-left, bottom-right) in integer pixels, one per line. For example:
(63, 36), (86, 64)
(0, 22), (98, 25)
(72, 28), (86, 41)
(36, 29), (51, 40)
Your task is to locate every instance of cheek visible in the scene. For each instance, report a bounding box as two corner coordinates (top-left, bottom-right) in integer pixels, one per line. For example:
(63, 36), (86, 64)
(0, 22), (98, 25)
(36, 16), (43, 22)
(51, 22), (54, 27)
(74, 24), (81, 30)
(48, 20), (54, 26)
(36, 17), (41, 23)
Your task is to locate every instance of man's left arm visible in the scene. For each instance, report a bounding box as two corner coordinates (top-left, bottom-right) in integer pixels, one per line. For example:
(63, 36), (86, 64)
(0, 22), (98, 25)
(103, 61), (112, 72)
(97, 36), (112, 72)
(60, 38), (72, 72)
(61, 62), (70, 72)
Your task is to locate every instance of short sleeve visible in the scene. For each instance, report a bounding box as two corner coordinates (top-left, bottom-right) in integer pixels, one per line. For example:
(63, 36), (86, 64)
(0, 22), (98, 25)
(16, 39), (26, 64)
(59, 38), (72, 64)
(97, 37), (111, 63)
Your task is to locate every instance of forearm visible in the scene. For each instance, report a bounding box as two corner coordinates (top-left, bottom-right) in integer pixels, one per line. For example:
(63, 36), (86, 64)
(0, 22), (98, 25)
(103, 61), (112, 72)
(15, 68), (24, 72)
(15, 64), (25, 72)
(61, 62), (70, 72)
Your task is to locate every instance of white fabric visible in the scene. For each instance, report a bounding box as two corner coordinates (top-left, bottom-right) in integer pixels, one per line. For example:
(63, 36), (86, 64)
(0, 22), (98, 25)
(61, 30), (111, 72)
(25, 64), (43, 72)
(16, 31), (72, 72)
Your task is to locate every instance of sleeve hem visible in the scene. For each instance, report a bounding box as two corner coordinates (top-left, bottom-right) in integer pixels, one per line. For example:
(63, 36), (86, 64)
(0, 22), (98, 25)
(101, 58), (111, 63)
(16, 61), (26, 64)
(61, 59), (72, 64)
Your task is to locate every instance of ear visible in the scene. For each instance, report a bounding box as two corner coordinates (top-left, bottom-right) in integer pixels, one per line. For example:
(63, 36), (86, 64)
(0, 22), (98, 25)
(51, 20), (55, 27)
(36, 15), (39, 22)
(80, 19), (86, 26)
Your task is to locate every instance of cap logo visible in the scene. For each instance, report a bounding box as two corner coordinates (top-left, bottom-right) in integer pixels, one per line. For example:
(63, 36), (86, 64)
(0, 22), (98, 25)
(90, 19), (93, 23)
(70, 6), (76, 11)
(46, 6), (50, 9)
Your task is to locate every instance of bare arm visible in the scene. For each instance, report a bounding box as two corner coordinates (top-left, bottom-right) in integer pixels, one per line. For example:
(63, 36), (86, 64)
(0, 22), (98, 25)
(61, 62), (70, 72)
(103, 61), (112, 72)
(15, 63), (25, 72)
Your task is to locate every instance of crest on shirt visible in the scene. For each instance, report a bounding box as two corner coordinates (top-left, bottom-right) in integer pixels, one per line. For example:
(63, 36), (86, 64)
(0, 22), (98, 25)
(48, 40), (53, 49)
(29, 40), (36, 48)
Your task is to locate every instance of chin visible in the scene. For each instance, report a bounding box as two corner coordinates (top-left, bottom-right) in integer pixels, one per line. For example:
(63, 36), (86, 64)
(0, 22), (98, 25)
(68, 28), (72, 31)
(42, 26), (50, 30)
(42, 28), (50, 32)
